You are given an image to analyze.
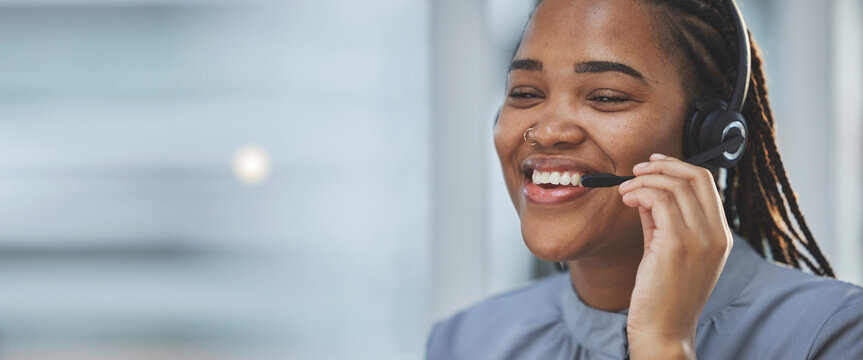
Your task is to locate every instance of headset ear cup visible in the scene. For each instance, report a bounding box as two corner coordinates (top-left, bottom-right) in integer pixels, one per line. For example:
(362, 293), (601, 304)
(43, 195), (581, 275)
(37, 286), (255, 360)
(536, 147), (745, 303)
(700, 107), (747, 168)
(709, 112), (747, 168)
(684, 100), (726, 159)
(682, 107), (701, 159)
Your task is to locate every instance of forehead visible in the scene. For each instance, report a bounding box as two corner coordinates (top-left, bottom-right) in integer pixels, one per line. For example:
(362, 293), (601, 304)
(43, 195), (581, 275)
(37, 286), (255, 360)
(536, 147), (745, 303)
(516, 0), (667, 81)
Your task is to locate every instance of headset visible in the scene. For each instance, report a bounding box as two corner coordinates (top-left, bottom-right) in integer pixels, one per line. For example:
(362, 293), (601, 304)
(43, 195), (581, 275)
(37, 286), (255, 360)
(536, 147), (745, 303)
(496, 0), (751, 188)
(681, 0), (750, 170)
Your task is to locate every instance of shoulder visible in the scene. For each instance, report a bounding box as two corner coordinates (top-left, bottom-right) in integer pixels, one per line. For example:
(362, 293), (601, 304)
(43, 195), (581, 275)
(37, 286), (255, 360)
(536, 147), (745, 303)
(768, 268), (863, 359)
(732, 250), (863, 359)
(724, 238), (863, 318)
(807, 288), (863, 359)
(744, 254), (863, 314)
(426, 273), (567, 359)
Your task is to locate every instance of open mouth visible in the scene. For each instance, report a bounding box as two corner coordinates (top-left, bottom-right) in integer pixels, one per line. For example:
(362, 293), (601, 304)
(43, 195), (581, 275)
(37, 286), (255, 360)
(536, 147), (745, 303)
(525, 169), (585, 188)
(521, 169), (594, 206)
(519, 157), (600, 205)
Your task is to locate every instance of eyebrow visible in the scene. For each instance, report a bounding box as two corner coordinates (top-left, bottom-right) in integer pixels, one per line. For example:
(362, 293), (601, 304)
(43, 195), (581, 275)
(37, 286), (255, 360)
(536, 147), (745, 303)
(509, 58), (647, 84)
(575, 61), (646, 83)
(509, 59), (542, 72)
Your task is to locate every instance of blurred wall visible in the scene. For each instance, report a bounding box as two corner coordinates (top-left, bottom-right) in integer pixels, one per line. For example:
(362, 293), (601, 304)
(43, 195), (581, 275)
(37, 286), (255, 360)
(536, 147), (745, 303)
(0, 0), (429, 359)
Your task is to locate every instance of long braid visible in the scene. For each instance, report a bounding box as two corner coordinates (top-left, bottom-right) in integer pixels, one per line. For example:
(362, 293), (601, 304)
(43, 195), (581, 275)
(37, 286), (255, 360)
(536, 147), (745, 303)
(646, 0), (836, 277)
(753, 62), (834, 275)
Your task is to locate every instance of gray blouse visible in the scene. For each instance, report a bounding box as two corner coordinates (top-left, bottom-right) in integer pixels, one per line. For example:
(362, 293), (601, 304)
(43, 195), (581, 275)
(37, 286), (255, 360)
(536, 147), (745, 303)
(426, 234), (863, 359)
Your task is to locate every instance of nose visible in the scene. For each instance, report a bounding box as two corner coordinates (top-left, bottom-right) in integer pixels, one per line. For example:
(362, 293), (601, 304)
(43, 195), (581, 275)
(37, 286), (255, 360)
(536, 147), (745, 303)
(529, 104), (588, 149)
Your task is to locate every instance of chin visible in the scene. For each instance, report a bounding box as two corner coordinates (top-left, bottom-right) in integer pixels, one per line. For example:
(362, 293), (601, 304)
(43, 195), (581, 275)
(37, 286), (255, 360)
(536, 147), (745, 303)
(521, 226), (591, 263)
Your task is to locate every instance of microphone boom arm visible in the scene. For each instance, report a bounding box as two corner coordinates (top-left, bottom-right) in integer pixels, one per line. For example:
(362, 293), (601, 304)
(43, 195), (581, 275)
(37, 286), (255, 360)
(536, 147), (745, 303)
(579, 135), (744, 188)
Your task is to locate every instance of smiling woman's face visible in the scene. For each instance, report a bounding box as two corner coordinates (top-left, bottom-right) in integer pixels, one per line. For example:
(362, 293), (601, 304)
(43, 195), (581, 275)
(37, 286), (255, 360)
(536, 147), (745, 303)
(494, 0), (691, 262)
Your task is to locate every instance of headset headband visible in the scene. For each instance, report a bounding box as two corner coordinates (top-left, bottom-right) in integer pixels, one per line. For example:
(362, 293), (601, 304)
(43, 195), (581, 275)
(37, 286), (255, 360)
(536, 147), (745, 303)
(727, 0), (751, 112)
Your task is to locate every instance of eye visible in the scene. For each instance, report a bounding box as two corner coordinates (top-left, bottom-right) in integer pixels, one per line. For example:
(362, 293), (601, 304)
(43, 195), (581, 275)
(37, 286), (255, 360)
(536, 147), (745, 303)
(509, 89), (543, 99)
(507, 87), (544, 108)
(586, 89), (637, 111)
(590, 95), (630, 103)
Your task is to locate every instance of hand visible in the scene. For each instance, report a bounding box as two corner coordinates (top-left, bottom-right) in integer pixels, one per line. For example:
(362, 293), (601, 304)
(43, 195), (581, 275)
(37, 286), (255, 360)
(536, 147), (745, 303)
(617, 153), (733, 360)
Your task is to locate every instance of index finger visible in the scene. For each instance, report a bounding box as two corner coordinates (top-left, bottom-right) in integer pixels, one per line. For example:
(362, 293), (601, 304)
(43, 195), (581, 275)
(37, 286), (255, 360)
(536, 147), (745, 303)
(632, 154), (725, 223)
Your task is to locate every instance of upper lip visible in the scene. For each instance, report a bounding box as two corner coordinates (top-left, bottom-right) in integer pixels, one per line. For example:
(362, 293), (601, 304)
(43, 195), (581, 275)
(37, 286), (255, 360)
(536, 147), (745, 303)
(520, 156), (602, 175)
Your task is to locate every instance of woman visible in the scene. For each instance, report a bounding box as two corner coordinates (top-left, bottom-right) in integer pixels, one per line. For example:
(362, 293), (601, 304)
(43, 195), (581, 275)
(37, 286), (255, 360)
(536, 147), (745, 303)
(426, 0), (863, 359)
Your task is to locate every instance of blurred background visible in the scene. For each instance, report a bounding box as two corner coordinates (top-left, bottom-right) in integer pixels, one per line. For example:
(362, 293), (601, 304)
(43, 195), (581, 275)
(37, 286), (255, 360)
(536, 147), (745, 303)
(0, 0), (859, 359)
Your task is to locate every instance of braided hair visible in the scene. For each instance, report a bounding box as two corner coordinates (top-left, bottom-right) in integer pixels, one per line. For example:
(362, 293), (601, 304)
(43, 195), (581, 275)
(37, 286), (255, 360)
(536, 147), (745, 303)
(642, 0), (835, 277)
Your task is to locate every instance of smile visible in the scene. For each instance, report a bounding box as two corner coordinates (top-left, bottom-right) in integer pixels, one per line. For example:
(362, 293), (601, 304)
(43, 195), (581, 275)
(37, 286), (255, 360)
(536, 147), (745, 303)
(532, 170), (583, 187)
(519, 157), (601, 206)
(523, 170), (592, 206)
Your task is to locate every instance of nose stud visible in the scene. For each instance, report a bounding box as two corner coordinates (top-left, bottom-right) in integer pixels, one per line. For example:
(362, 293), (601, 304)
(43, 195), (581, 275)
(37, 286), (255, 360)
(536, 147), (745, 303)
(524, 127), (538, 146)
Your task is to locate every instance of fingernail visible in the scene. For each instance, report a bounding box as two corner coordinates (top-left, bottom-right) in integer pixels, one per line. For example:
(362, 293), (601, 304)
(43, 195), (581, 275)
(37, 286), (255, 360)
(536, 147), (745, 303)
(633, 162), (648, 170)
(620, 179), (632, 187)
(650, 153), (667, 160)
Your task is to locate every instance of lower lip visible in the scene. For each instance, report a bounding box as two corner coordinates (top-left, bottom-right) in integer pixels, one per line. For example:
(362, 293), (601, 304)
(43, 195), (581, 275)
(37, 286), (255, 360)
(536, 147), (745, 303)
(523, 177), (592, 206)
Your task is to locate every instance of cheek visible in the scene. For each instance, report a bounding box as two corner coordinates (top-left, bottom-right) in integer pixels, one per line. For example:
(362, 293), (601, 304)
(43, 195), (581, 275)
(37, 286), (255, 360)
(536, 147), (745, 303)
(493, 120), (525, 197)
(493, 110), (532, 163)
(597, 111), (686, 173)
(492, 122), (508, 156)
(592, 120), (652, 173)
(493, 123), (515, 169)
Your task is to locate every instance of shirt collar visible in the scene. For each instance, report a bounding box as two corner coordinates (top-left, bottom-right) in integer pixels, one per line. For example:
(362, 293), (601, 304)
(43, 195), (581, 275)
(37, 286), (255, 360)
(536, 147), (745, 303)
(559, 266), (630, 358)
(559, 232), (759, 357)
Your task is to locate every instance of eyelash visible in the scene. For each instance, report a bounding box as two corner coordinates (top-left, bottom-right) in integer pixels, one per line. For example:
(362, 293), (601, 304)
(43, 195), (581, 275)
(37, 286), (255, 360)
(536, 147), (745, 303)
(509, 89), (632, 109)
(589, 95), (630, 103)
(508, 92), (631, 103)
(509, 91), (541, 99)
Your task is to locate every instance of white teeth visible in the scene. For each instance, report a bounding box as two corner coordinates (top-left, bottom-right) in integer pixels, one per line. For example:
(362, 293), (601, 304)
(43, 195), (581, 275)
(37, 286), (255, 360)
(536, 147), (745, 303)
(570, 172), (581, 187)
(560, 172), (571, 186)
(530, 170), (582, 186)
(549, 171), (560, 185)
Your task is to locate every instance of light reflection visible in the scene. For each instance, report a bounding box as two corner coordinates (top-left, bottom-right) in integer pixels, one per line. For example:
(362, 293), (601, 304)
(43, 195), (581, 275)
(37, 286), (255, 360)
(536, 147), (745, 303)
(232, 144), (271, 185)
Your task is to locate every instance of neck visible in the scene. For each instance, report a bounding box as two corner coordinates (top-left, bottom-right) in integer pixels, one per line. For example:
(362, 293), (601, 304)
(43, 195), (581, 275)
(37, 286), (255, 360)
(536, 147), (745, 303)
(566, 238), (644, 312)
